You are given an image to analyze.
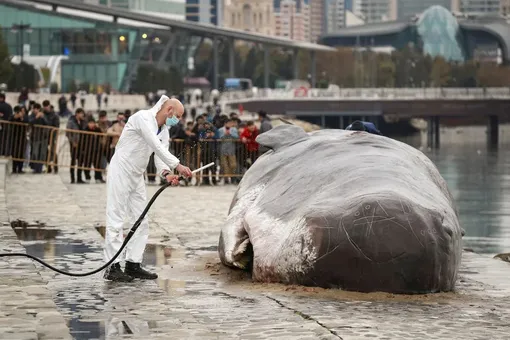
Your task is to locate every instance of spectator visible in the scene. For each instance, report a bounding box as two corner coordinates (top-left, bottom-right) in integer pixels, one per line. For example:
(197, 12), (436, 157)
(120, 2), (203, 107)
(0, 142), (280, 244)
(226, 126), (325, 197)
(79, 89), (87, 108)
(97, 110), (112, 170)
(9, 105), (28, 173)
(18, 87), (29, 106)
(240, 121), (259, 170)
(106, 112), (126, 161)
(66, 108), (87, 183)
(58, 94), (68, 117)
(183, 121), (197, 170)
(79, 117), (105, 183)
(199, 122), (217, 185)
(258, 110), (272, 155)
(70, 92), (77, 108)
(28, 103), (47, 174)
(218, 119), (239, 184)
(42, 100), (60, 174)
(0, 93), (13, 156)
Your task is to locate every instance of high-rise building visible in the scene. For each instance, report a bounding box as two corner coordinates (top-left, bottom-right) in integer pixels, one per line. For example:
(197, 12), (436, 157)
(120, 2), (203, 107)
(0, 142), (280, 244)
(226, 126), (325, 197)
(82, 0), (186, 20)
(353, 0), (392, 23)
(310, 0), (324, 42)
(396, 0), (453, 20)
(186, 0), (222, 25)
(222, 0), (274, 35)
(459, 0), (501, 15)
(274, 0), (310, 42)
(324, 0), (346, 33)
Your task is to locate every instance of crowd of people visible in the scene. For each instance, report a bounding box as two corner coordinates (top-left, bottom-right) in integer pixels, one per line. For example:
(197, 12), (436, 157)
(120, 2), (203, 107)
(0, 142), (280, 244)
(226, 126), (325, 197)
(0, 92), (275, 185)
(0, 93), (60, 174)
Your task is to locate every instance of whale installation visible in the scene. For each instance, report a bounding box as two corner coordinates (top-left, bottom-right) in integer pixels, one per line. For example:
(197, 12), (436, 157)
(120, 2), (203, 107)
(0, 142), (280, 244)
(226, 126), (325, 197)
(218, 124), (464, 294)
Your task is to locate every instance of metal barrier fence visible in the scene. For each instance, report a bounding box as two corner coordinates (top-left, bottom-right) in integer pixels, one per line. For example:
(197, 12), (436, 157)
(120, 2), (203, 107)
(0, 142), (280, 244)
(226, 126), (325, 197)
(221, 87), (510, 102)
(0, 120), (58, 173)
(1, 120), (260, 181)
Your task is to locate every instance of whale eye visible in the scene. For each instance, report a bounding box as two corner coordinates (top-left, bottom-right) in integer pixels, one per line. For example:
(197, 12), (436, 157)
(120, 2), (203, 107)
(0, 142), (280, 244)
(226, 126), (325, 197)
(365, 205), (371, 210)
(355, 211), (360, 217)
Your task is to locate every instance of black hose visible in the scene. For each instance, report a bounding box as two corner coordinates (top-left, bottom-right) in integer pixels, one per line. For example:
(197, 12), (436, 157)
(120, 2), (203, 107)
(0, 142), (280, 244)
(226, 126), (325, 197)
(0, 179), (177, 277)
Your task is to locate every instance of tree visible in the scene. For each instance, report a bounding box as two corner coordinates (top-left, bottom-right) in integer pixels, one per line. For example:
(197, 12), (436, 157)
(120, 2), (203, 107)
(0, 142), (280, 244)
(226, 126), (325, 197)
(376, 55), (396, 87)
(430, 56), (451, 87)
(0, 28), (13, 85)
(450, 60), (477, 87)
(167, 65), (184, 94)
(476, 62), (510, 87)
(7, 62), (38, 91)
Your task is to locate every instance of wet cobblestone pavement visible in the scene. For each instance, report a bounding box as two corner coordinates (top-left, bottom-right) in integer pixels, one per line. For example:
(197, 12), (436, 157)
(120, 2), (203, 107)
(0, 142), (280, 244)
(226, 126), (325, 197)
(2, 161), (510, 339)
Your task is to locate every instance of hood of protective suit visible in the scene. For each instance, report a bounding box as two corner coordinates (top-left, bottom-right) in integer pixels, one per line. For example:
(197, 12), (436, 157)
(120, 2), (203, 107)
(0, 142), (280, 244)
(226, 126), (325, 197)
(148, 95), (170, 117)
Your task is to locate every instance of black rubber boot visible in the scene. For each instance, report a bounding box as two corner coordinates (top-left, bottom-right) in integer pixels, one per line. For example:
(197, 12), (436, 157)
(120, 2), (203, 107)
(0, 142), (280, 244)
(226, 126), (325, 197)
(125, 261), (158, 280)
(103, 263), (134, 282)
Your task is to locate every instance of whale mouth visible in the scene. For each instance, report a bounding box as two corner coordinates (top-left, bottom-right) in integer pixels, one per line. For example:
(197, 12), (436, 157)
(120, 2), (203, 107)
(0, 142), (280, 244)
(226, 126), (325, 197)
(232, 235), (254, 271)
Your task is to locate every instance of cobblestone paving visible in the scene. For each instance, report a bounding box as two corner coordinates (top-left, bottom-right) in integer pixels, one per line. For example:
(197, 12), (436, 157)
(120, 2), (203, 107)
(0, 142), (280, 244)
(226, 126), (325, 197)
(2, 165), (510, 339)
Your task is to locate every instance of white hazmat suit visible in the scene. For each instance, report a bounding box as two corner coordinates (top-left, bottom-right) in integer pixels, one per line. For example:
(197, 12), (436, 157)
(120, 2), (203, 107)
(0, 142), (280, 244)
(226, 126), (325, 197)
(104, 95), (180, 264)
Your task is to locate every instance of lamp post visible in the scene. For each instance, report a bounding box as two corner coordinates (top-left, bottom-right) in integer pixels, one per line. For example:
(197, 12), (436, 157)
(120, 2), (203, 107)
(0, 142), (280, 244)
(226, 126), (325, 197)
(10, 22), (32, 63)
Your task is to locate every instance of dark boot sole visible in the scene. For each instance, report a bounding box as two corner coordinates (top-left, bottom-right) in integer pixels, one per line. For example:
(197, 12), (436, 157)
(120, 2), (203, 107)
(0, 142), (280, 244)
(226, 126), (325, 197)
(125, 273), (158, 280)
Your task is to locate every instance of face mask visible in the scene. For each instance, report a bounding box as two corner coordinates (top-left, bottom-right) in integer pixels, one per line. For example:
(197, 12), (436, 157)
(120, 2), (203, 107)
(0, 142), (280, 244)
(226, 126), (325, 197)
(166, 116), (179, 127)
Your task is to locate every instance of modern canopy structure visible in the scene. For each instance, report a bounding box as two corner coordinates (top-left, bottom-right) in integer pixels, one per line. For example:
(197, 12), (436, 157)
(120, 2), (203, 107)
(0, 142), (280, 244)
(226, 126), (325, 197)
(319, 6), (510, 65)
(0, 0), (336, 92)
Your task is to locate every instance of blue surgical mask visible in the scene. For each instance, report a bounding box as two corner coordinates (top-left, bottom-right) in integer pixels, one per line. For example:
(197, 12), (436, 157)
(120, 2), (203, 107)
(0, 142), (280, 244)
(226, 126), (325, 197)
(166, 116), (179, 127)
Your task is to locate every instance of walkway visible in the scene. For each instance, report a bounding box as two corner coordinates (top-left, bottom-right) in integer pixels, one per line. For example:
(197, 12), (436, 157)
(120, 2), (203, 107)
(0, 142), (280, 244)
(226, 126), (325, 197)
(1, 161), (510, 339)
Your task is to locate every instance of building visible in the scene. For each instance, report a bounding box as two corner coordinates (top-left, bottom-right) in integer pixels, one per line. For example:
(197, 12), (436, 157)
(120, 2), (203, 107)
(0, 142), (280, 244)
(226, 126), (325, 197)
(310, 0), (324, 42)
(185, 0), (222, 25)
(396, 0), (453, 20)
(274, 0), (311, 42)
(320, 5), (510, 63)
(460, 0), (501, 15)
(81, 0), (186, 20)
(345, 9), (365, 26)
(353, 0), (393, 23)
(222, 0), (274, 35)
(324, 0), (347, 33)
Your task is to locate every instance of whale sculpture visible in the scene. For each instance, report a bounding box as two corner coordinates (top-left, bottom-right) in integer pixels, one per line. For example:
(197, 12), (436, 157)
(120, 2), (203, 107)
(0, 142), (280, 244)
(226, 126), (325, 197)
(218, 124), (463, 294)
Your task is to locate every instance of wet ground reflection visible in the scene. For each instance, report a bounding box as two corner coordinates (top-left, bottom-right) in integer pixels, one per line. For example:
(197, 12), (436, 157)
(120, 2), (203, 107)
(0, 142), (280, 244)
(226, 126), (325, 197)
(395, 132), (510, 255)
(11, 223), (106, 340)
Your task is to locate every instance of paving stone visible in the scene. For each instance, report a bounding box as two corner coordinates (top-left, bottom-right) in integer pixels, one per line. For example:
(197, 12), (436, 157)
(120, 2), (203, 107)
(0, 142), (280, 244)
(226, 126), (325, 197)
(1, 159), (510, 339)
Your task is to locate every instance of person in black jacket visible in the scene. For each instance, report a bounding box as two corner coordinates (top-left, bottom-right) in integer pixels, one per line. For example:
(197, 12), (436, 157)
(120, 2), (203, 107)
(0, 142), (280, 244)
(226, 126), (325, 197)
(42, 100), (60, 173)
(0, 93), (13, 157)
(8, 105), (28, 173)
(66, 108), (87, 183)
(28, 103), (48, 174)
(79, 117), (105, 183)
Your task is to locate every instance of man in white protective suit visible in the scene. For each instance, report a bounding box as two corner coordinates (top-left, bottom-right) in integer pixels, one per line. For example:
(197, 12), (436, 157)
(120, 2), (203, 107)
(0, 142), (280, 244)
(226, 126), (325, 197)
(103, 95), (192, 282)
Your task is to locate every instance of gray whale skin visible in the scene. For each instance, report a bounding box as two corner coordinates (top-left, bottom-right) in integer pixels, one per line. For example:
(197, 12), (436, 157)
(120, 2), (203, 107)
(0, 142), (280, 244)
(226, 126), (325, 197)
(218, 125), (463, 294)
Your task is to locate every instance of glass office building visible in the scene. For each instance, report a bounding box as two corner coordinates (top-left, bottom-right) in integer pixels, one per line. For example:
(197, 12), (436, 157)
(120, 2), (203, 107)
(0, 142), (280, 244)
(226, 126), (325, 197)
(0, 2), (195, 92)
(416, 5), (465, 61)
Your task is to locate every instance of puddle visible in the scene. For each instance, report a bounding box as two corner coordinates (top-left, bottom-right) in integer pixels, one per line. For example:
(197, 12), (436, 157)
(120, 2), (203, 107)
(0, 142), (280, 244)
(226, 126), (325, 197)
(94, 225), (215, 266)
(11, 220), (59, 241)
(68, 320), (104, 340)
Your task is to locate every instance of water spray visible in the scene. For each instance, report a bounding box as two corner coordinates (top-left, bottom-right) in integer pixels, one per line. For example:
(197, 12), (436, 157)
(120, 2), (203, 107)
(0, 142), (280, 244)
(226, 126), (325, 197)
(0, 162), (216, 277)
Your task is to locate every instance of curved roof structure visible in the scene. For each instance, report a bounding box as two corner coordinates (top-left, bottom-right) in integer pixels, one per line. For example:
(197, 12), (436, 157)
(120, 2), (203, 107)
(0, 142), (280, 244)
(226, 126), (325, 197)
(320, 21), (411, 38)
(460, 20), (510, 63)
(5, 0), (336, 52)
(319, 6), (510, 63)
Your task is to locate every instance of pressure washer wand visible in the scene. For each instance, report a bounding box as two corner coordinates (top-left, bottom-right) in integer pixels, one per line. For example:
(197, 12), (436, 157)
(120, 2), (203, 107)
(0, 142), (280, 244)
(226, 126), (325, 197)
(0, 162), (216, 277)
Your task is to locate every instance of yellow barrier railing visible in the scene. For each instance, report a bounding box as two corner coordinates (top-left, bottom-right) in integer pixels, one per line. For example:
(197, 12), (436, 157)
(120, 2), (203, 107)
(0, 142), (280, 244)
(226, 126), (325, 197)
(1, 121), (261, 181)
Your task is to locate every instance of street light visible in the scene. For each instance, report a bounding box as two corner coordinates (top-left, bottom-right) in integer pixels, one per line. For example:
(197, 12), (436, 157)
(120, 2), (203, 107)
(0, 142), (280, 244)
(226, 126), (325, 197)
(10, 22), (32, 63)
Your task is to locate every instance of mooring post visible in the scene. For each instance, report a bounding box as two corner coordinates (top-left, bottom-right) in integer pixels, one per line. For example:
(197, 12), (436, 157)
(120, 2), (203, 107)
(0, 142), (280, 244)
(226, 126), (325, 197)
(487, 115), (499, 149)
